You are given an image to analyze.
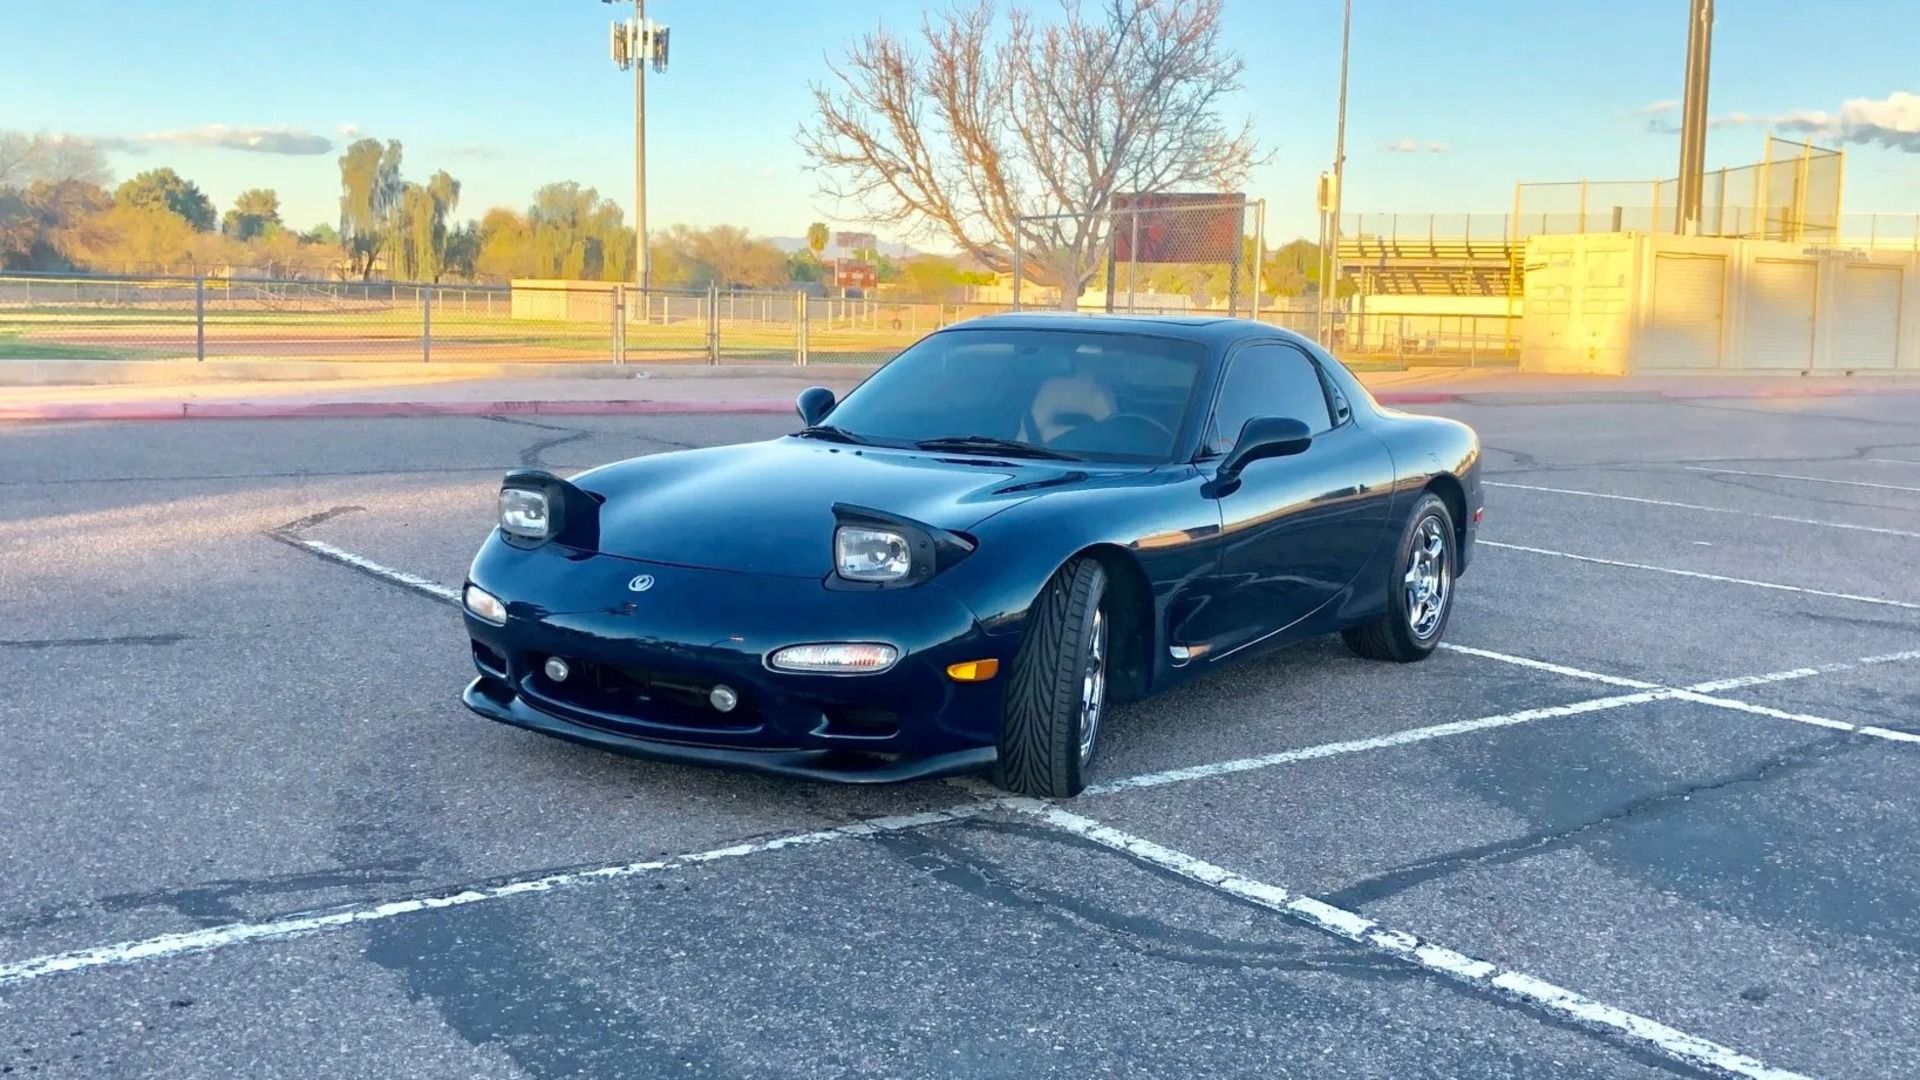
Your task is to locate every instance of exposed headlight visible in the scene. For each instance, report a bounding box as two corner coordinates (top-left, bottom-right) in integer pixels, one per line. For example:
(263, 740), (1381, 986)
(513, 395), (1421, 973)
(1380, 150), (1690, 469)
(464, 584), (507, 625)
(499, 488), (551, 540)
(835, 525), (911, 582)
(767, 642), (900, 674)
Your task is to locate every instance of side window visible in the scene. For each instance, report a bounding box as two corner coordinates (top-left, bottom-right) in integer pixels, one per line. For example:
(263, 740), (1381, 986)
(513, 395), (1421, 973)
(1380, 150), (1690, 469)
(1206, 343), (1336, 454)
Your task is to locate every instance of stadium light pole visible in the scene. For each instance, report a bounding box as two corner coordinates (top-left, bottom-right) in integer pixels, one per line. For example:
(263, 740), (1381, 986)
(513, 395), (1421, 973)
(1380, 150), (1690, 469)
(607, 0), (669, 291)
(1321, 0), (1352, 347)
(1675, 0), (1714, 234)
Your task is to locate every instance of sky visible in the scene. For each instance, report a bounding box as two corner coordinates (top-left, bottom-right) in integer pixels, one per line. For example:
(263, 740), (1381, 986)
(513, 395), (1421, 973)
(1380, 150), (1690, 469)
(3, 0), (1917, 247)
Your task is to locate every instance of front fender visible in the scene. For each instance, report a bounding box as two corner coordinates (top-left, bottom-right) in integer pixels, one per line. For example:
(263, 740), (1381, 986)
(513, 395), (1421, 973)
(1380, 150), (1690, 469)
(936, 465), (1222, 690)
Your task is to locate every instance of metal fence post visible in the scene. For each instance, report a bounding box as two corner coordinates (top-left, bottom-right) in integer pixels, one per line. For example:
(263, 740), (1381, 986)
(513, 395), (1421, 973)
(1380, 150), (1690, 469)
(422, 284), (432, 363)
(194, 273), (206, 362)
(612, 284), (625, 364)
(796, 290), (809, 366)
(705, 281), (719, 365)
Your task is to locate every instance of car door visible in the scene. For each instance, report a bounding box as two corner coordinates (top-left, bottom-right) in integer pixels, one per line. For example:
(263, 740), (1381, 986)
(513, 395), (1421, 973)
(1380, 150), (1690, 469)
(1200, 340), (1396, 659)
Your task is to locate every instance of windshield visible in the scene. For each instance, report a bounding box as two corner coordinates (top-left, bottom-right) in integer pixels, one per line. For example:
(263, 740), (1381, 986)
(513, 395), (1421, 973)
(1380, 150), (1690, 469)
(817, 328), (1206, 462)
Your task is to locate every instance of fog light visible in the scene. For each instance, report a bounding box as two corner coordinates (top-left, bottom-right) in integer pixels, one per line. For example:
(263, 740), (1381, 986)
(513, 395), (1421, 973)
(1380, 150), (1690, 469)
(543, 657), (571, 682)
(766, 642), (900, 674)
(463, 584), (507, 626)
(709, 684), (739, 712)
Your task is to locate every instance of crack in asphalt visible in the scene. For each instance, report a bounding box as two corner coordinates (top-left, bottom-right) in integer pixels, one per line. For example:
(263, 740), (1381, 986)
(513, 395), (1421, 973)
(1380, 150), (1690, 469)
(0, 858), (431, 936)
(0, 634), (187, 650)
(911, 819), (1713, 1079)
(1319, 734), (1862, 911)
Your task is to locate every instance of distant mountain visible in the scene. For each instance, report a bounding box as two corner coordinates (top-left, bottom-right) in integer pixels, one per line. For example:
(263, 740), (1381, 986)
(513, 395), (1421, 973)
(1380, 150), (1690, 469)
(767, 235), (925, 259)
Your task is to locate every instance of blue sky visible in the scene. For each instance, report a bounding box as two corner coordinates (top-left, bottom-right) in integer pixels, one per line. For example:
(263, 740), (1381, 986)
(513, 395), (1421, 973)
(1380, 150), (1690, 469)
(3, 0), (1916, 245)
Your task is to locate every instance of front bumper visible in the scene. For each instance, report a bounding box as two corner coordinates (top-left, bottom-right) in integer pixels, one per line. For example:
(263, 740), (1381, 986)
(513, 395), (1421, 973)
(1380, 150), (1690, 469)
(462, 538), (1014, 783)
(463, 677), (996, 783)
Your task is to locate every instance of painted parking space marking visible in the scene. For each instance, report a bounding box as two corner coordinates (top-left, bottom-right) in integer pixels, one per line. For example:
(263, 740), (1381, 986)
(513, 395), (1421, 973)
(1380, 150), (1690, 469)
(1481, 540), (1920, 610)
(0, 803), (1000, 991)
(1683, 465), (1920, 496)
(1082, 690), (1671, 796)
(1486, 480), (1920, 539)
(1670, 690), (1920, 745)
(1446, 641), (1920, 745)
(1015, 802), (1810, 1080)
(1437, 642), (1663, 689)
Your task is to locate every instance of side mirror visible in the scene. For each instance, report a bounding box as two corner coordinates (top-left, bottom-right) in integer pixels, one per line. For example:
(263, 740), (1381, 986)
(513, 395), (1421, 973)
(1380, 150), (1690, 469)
(1219, 416), (1313, 480)
(796, 386), (836, 426)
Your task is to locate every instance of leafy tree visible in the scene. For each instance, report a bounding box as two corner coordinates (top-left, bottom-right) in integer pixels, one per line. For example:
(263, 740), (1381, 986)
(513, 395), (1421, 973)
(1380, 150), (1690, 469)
(1, 179), (111, 270)
(222, 188), (282, 241)
(114, 167), (216, 231)
(475, 207), (533, 280)
(650, 224), (789, 289)
(442, 220), (481, 281)
(302, 222), (338, 246)
(786, 249), (823, 284)
(802, 0), (1262, 307)
(526, 182), (634, 281)
(391, 170), (461, 281)
(338, 138), (403, 279)
(806, 221), (829, 256)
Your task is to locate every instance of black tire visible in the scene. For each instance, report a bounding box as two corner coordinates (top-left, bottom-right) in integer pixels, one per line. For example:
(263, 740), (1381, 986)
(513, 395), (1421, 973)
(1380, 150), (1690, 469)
(993, 558), (1110, 798)
(1342, 493), (1456, 663)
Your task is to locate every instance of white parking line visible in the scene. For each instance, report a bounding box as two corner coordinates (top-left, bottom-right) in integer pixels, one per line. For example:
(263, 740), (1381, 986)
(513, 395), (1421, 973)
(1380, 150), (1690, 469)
(1015, 802), (1809, 1080)
(0, 803), (998, 991)
(1082, 690), (1671, 795)
(1437, 643), (1662, 689)
(280, 537), (462, 604)
(1481, 540), (1920, 611)
(1671, 690), (1920, 745)
(1683, 465), (1920, 496)
(1486, 480), (1920, 539)
(1686, 649), (1920, 693)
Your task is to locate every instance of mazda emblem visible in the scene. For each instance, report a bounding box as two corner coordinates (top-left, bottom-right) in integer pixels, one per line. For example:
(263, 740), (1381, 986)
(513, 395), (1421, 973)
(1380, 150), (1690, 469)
(627, 574), (655, 593)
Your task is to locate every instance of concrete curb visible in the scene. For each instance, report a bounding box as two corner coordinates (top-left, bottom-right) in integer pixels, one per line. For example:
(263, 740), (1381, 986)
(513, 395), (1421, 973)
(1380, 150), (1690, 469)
(0, 399), (797, 422)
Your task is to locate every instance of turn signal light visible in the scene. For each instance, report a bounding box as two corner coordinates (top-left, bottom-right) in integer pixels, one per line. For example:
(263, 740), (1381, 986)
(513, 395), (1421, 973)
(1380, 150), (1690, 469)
(945, 659), (1000, 682)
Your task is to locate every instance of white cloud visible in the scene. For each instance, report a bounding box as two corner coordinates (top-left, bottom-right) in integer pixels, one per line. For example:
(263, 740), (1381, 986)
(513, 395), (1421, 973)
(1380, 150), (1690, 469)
(80, 124), (334, 156)
(1381, 138), (1449, 154)
(336, 122), (361, 139)
(1645, 91), (1920, 152)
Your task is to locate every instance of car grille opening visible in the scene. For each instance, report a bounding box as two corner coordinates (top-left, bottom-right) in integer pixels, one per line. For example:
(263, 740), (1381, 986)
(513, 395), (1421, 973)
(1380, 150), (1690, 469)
(528, 656), (758, 732)
(471, 640), (508, 678)
(818, 706), (900, 739)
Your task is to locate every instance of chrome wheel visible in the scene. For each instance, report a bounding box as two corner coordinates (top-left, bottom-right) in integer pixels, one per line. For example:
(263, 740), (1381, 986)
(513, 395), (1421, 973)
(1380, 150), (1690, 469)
(1077, 608), (1108, 763)
(1403, 515), (1450, 639)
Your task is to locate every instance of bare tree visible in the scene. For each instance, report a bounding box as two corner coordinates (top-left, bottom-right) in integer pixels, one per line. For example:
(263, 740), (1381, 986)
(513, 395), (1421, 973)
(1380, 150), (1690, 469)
(801, 0), (1259, 307)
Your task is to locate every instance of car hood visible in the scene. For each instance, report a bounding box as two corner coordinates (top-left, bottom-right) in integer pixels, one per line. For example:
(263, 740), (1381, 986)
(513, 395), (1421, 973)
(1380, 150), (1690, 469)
(570, 437), (1085, 577)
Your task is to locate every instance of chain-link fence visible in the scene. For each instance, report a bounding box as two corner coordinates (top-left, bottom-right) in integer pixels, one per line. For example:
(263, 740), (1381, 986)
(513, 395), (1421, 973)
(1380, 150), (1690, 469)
(0, 271), (1022, 367)
(1010, 197), (1266, 316)
(1512, 136), (1843, 241)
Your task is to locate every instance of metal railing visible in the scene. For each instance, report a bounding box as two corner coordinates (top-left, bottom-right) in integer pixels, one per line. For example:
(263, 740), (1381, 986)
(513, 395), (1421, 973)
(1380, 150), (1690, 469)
(0, 271), (999, 367)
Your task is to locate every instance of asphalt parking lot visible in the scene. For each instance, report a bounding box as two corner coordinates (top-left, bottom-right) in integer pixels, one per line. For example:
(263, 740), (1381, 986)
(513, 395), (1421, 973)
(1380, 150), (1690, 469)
(3, 392), (1918, 1079)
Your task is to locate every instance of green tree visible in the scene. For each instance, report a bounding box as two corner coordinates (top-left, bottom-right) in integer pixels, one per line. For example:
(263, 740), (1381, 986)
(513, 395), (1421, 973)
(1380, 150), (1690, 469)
(526, 182), (634, 281)
(391, 170), (461, 281)
(442, 220), (481, 281)
(222, 188), (282, 241)
(302, 222), (338, 246)
(338, 138), (403, 279)
(114, 167), (216, 231)
(806, 221), (829, 256)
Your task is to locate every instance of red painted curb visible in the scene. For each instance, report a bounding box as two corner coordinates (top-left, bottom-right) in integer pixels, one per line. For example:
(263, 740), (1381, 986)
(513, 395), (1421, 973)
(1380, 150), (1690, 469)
(0, 399), (797, 422)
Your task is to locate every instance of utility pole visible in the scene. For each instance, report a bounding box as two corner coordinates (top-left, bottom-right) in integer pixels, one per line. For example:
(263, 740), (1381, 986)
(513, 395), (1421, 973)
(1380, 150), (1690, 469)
(1676, 0), (1714, 234)
(608, 1), (670, 290)
(1321, 0), (1352, 347)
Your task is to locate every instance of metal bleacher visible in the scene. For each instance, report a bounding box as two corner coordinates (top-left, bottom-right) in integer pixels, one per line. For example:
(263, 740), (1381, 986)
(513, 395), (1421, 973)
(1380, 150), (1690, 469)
(1335, 213), (1522, 297)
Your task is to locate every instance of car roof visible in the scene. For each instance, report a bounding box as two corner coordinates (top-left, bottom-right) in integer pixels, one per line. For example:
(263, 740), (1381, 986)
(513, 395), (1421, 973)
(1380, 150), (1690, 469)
(940, 311), (1313, 349)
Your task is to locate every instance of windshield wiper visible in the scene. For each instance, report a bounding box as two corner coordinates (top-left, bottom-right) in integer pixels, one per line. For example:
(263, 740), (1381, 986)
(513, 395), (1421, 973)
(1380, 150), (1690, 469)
(915, 435), (1081, 461)
(796, 424), (871, 445)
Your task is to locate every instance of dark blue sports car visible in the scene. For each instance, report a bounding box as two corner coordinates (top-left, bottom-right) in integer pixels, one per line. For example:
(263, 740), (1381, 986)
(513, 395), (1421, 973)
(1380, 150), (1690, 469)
(461, 314), (1482, 796)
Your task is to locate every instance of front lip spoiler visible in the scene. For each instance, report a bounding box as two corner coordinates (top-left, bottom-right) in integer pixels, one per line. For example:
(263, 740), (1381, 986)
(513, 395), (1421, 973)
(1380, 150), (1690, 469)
(462, 678), (996, 785)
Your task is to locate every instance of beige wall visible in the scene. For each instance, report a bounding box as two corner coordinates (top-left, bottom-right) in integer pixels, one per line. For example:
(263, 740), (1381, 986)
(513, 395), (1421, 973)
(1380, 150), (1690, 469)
(1521, 234), (1920, 375)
